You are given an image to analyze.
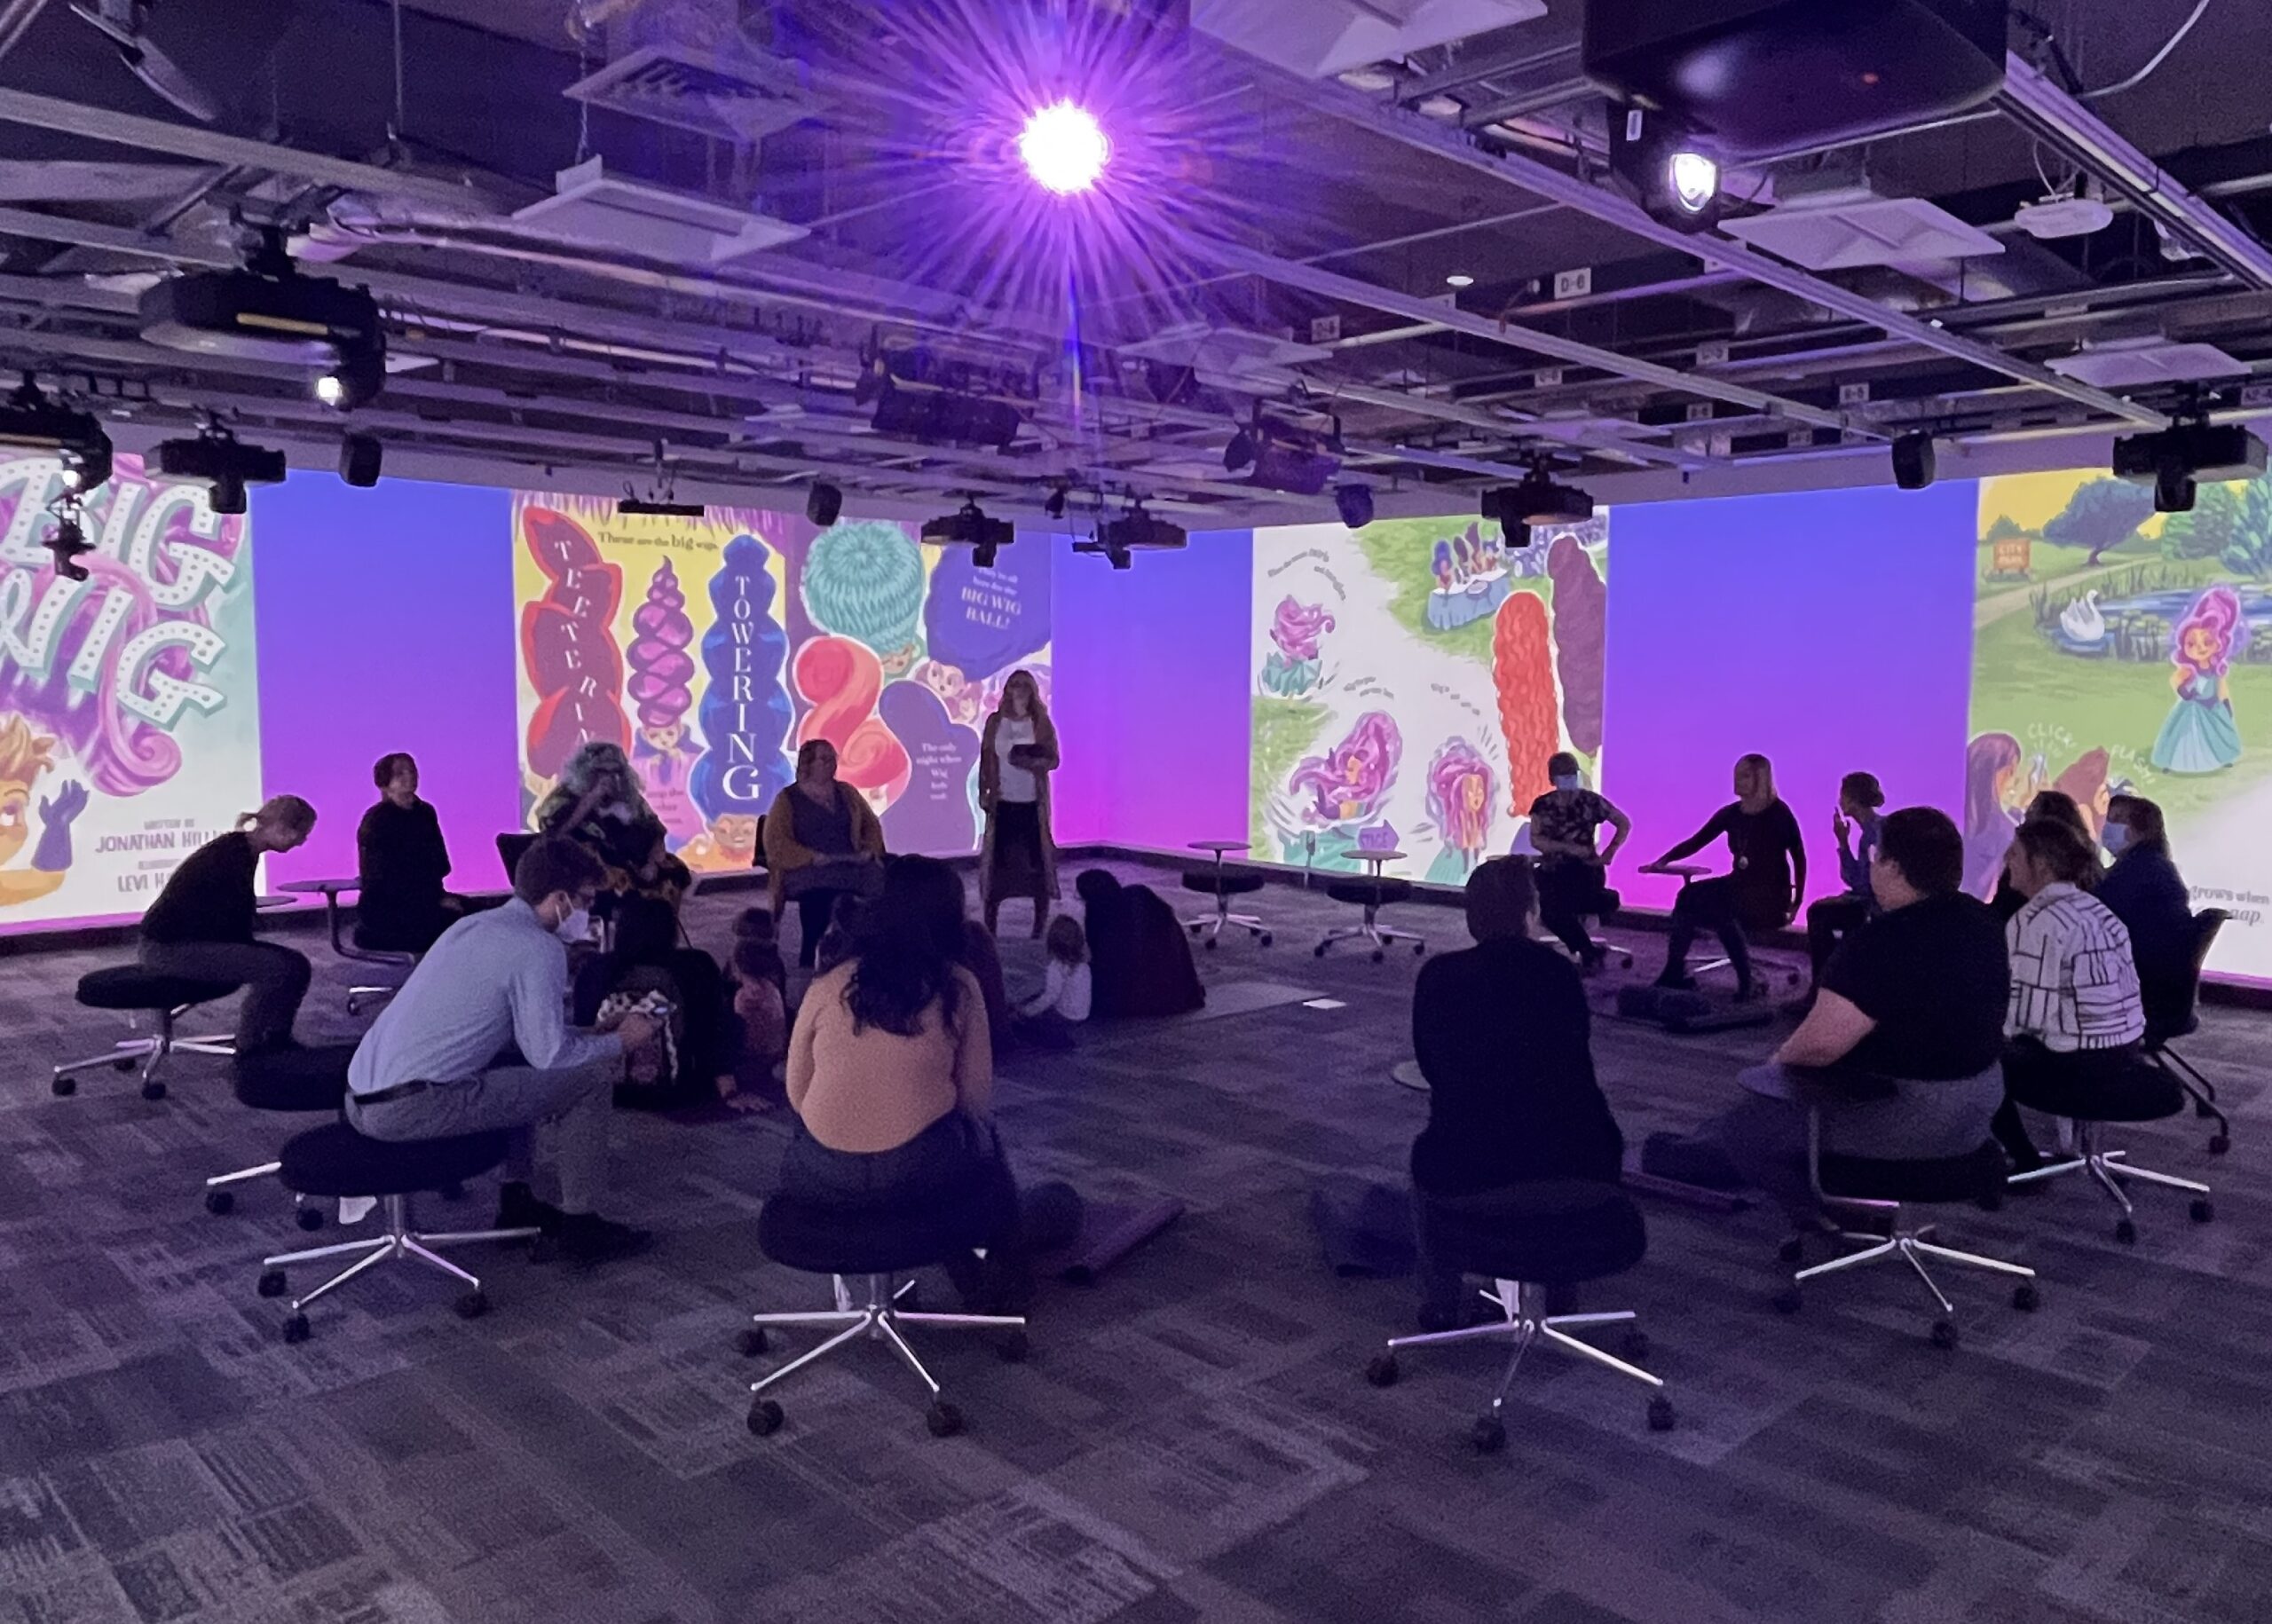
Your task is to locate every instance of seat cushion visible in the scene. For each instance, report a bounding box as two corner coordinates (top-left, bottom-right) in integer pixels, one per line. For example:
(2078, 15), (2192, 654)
(1180, 870), (1266, 897)
(1819, 1139), (2007, 1204)
(75, 965), (240, 1012)
(233, 1044), (359, 1112)
(758, 1186), (1003, 1276)
(1326, 877), (1413, 908)
(278, 1122), (510, 1197)
(2007, 1061), (2184, 1124)
(1417, 1182), (1647, 1286)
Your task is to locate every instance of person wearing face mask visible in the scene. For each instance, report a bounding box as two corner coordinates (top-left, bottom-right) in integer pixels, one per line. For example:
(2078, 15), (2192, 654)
(345, 838), (656, 1265)
(763, 738), (888, 968)
(139, 795), (320, 1055)
(1524, 752), (1631, 973)
(978, 669), (1061, 939)
(2092, 794), (2197, 1029)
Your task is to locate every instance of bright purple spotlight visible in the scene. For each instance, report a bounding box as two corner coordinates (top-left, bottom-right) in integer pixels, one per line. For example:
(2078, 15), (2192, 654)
(1018, 100), (1109, 195)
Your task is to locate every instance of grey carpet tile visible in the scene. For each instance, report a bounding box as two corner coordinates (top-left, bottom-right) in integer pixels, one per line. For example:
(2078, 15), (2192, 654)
(0, 862), (2265, 1623)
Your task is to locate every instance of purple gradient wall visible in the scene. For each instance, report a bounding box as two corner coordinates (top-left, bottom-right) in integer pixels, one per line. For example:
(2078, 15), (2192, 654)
(1049, 530), (1252, 851)
(254, 474), (521, 892)
(1601, 481), (1979, 912)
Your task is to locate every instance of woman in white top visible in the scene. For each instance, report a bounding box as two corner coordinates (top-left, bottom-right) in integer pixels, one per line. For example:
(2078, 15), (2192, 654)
(978, 669), (1061, 938)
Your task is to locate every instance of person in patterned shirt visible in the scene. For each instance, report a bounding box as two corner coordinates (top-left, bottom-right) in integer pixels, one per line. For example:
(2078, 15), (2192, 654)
(1525, 752), (1631, 973)
(1993, 816), (2148, 1174)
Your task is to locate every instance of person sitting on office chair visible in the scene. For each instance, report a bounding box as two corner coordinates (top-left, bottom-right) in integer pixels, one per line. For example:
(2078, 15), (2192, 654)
(1990, 790), (2095, 922)
(1804, 770), (1885, 988)
(1526, 753), (1631, 974)
(2094, 794), (2196, 1027)
(346, 836), (654, 1265)
(1687, 807), (2009, 1226)
(1992, 816), (2149, 1176)
(1410, 856), (1625, 1328)
(1648, 753), (1805, 1001)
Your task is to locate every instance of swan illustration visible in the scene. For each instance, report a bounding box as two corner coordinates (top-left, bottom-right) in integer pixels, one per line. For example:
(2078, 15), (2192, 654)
(2059, 589), (2106, 646)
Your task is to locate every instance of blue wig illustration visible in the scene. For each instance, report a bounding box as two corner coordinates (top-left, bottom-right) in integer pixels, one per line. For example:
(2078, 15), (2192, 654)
(690, 534), (794, 820)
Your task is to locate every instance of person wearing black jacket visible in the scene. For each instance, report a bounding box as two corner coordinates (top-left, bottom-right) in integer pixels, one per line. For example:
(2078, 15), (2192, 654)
(1410, 856), (1625, 1325)
(2095, 794), (2197, 1026)
(139, 795), (318, 1053)
(356, 753), (460, 953)
(1648, 753), (1805, 999)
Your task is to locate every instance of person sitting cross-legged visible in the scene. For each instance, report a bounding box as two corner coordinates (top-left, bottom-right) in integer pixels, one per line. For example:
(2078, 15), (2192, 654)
(1688, 807), (2010, 1228)
(1410, 855), (1626, 1328)
(345, 836), (656, 1265)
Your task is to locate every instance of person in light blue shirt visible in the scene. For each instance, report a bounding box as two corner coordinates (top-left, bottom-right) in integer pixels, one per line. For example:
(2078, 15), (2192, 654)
(347, 837), (656, 1265)
(1804, 771), (1884, 988)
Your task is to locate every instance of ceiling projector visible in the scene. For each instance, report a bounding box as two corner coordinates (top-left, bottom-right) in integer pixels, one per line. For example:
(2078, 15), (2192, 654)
(138, 264), (382, 365)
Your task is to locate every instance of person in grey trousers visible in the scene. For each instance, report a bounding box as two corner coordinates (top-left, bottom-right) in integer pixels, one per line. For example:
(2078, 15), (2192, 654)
(345, 836), (657, 1265)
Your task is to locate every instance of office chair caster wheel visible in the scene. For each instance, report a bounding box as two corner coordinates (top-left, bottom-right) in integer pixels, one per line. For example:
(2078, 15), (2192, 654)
(925, 1400), (964, 1439)
(1620, 1329), (1651, 1363)
(1776, 1237), (1804, 1265)
(280, 1313), (311, 1345)
(1259, 933), (1273, 948)
(1646, 1396), (1676, 1433)
(454, 1290), (489, 1320)
(2115, 1218), (2137, 1245)
(139, 1080), (166, 1102)
(256, 1269), (287, 1298)
(1929, 1319), (1959, 1352)
(2012, 1283), (2040, 1313)
(204, 1189), (234, 1217)
(1413, 943), (1426, 958)
(736, 1328), (769, 1358)
(1370, 950), (1384, 965)
(746, 1398), (784, 1437)
(2209, 1134), (2230, 1155)
(1471, 1415), (1506, 1455)
(2189, 1198), (2214, 1225)
(2195, 1100), (2214, 1119)
(1771, 1287), (1803, 1316)
(996, 1328), (1030, 1364)
(51, 1075), (75, 1097)
(1204, 937), (1218, 951)
(1363, 1352), (1398, 1388)
(1187, 924), (1201, 936)
(113, 1057), (137, 1073)
(296, 1206), (325, 1233)
(1314, 943), (1328, 958)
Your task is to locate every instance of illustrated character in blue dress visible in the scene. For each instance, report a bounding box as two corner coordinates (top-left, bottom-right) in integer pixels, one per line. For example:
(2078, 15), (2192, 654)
(2150, 585), (2244, 774)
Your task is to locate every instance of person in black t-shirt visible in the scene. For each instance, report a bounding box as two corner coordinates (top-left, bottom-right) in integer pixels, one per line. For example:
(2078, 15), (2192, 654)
(356, 753), (463, 953)
(1525, 752), (1632, 972)
(1688, 808), (2008, 1225)
(1410, 856), (1625, 1325)
(1646, 753), (1805, 999)
(139, 795), (319, 1053)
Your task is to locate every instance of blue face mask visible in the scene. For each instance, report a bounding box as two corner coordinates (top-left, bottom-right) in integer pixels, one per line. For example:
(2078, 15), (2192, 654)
(2101, 823), (2131, 857)
(1551, 773), (1581, 792)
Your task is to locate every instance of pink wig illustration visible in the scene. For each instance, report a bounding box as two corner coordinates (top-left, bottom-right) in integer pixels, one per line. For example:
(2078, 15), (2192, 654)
(2173, 585), (2244, 677)
(1425, 738), (1494, 858)
(1288, 711), (1400, 826)
(1269, 596), (1336, 662)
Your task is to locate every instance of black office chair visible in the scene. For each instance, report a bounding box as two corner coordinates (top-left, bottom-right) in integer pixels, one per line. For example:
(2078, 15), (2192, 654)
(258, 1123), (539, 1338)
(738, 1186), (1029, 1439)
(2005, 1055), (2212, 1243)
(1362, 1181), (1671, 1449)
(1181, 864), (1270, 949)
(1317, 875), (1425, 963)
(495, 831), (539, 883)
(203, 1043), (359, 1230)
(51, 966), (241, 1100)
(2143, 908), (2231, 1155)
(304, 879), (417, 1016)
(1774, 1132), (2037, 1349)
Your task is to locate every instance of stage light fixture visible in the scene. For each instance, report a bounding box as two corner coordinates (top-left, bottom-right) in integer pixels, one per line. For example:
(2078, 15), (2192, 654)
(339, 432), (383, 488)
(1043, 482), (1069, 520)
(1018, 100), (1109, 195)
(1668, 150), (1719, 215)
(313, 372), (344, 406)
(807, 480), (843, 527)
(0, 375), (114, 492)
(1891, 430), (1937, 491)
(920, 498), (1014, 553)
(1223, 425), (1255, 474)
(1334, 484), (1375, 529)
(1482, 468), (1595, 545)
(974, 540), (1000, 570)
(1607, 104), (1725, 233)
(154, 422), (285, 513)
(44, 509), (92, 581)
(619, 496), (706, 517)
(1445, 272), (1475, 289)
(313, 342), (386, 412)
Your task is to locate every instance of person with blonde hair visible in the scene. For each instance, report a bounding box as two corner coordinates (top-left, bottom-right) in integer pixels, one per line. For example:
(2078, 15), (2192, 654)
(978, 668), (1061, 938)
(139, 794), (319, 1053)
(1646, 753), (1805, 1000)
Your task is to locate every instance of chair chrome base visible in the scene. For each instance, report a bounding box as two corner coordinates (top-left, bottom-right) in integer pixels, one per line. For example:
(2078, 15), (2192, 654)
(2007, 1122), (2212, 1237)
(1316, 909), (1425, 960)
(1370, 1280), (1670, 1443)
(51, 1007), (233, 1097)
(1183, 901), (1268, 946)
(259, 1193), (536, 1331)
(743, 1273), (1027, 1436)
(346, 983), (401, 1017)
(1782, 1199), (2037, 1344)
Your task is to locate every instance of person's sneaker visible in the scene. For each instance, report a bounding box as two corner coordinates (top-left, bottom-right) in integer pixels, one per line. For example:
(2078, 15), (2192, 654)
(494, 1182), (564, 1237)
(547, 1213), (653, 1267)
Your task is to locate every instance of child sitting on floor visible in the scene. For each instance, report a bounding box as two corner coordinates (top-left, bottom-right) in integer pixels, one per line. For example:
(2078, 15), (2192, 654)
(1014, 913), (1093, 1051)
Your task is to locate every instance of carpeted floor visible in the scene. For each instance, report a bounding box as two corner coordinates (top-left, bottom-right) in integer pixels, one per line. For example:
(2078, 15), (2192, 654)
(0, 862), (2266, 1624)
